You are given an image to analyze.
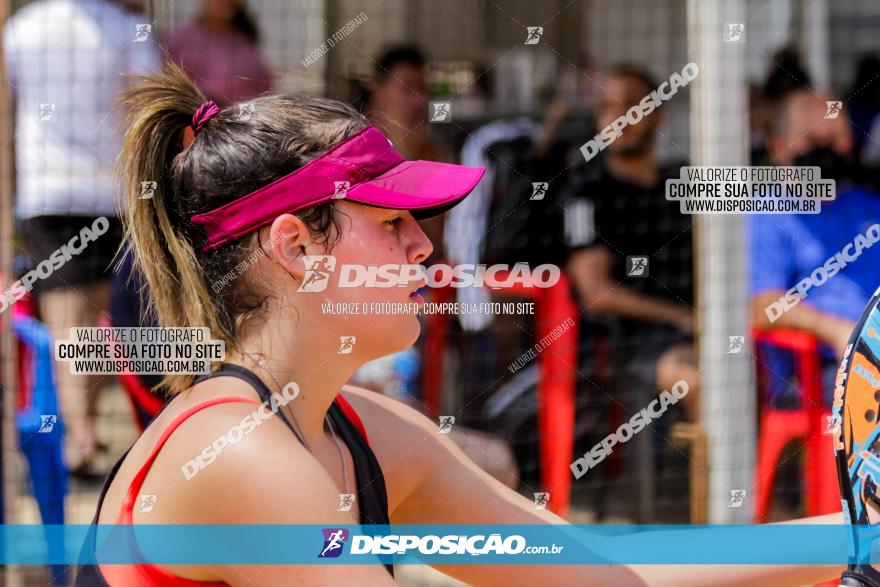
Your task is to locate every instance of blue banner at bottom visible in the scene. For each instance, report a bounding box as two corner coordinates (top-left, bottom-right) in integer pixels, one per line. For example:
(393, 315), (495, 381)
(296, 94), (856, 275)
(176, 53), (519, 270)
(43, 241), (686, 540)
(1, 523), (876, 565)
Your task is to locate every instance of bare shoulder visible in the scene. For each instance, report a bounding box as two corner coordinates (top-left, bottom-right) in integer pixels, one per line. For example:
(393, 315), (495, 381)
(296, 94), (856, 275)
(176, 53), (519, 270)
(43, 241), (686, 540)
(339, 386), (447, 509)
(126, 378), (353, 526)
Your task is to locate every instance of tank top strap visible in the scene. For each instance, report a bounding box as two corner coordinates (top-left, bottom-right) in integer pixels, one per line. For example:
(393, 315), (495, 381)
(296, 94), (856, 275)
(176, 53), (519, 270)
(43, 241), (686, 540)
(118, 396), (260, 522)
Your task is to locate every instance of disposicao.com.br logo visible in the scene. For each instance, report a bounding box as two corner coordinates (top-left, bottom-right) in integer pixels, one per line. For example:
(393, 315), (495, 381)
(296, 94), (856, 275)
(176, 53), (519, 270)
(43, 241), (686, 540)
(318, 528), (349, 558)
(298, 256), (560, 292)
(318, 529), (563, 558)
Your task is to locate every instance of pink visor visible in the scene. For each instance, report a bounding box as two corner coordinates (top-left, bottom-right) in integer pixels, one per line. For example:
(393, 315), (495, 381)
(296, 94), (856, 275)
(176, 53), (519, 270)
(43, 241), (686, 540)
(190, 125), (485, 251)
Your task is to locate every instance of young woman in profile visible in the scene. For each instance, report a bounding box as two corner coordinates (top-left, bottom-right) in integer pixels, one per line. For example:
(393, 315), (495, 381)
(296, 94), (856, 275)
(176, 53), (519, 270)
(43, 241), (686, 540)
(75, 62), (842, 586)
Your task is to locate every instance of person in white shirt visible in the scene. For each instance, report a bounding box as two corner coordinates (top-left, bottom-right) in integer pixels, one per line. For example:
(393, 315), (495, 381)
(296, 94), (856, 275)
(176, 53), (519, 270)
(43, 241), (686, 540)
(4, 0), (160, 475)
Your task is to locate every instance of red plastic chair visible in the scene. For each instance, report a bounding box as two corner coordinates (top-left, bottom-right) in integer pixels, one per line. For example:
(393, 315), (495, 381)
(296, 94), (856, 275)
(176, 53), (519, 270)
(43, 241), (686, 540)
(752, 328), (839, 523)
(421, 270), (579, 516)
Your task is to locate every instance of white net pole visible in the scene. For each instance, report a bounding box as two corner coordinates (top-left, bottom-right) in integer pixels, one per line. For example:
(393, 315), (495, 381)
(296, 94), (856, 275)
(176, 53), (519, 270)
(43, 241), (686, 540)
(687, 0), (755, 523)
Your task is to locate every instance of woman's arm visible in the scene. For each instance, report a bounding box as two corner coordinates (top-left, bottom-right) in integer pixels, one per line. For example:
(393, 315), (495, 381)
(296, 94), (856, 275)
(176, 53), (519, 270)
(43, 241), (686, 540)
(352, 389), (844, 587)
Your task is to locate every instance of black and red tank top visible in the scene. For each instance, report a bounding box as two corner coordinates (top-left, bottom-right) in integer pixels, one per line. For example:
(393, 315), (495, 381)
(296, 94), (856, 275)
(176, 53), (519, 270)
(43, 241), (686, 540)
(74, 363), (394, 585)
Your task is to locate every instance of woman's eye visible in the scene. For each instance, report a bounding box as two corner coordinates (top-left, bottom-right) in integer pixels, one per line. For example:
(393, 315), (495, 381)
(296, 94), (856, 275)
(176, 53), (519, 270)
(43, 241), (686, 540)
(386, 216), (404, 228)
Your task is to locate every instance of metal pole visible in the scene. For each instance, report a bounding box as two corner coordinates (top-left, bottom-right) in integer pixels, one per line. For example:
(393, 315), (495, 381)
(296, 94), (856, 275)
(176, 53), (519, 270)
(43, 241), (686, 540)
(687, 0), (755, 523)
(0, 0), (22, 582)
(802, 0), (831, 92)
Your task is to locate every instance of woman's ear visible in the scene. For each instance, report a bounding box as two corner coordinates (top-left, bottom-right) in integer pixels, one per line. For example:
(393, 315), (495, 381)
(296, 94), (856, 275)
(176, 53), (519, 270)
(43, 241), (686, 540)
(263, 214), (312, 281)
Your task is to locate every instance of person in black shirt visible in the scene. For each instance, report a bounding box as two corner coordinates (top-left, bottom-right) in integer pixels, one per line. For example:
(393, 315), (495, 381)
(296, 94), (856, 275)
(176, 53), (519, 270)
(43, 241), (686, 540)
(562, 66), (698, 420)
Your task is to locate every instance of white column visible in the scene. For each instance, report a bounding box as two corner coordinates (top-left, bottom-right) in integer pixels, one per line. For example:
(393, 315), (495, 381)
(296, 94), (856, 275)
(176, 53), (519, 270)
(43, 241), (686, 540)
(687, 0), (755, 523)
(802, 0), (831, 92)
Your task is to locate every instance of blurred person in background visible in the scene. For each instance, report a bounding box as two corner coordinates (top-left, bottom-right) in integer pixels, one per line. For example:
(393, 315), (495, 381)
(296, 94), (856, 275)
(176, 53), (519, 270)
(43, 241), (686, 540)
(3, 0), (160, 475)
(363, 45), (443, 161)
(362, 45), (447, 258)
(752, 47), (812, 167)
(164, 0), (271, 105)
(846, 54), (880, 159)
(851, 56), (880, 186)
(750, 89), (880, 406)
(562, 66), (698, 421)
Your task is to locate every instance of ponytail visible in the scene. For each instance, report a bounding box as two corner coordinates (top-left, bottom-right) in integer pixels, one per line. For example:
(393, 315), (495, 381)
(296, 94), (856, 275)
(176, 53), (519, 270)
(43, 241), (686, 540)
(116, 61), (228, 393)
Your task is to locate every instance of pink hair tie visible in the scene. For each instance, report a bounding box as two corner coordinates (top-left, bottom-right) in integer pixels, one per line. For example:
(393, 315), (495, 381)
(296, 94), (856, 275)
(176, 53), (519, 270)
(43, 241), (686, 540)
(191, 100), (220, 135)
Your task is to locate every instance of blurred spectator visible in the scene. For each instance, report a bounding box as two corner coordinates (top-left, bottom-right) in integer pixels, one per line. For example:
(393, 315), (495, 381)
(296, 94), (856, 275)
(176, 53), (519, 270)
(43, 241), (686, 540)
(363, 45), (447, 258)
(364, 45), (443, 160)
(846, 55), (880, 158)
(754, 47), (812, 166)
(750, 90), (880, 405)
(164, 0), (271, 105)
(3, 0), (160, 474)
(445, 117), (539, 333)
(562, 66), (698, 420)
(761, 47), (812, 102)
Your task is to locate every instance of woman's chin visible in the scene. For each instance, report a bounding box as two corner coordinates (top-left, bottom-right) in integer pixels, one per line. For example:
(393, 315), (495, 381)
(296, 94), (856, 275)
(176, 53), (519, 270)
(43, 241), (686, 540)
(385, 315), (422, 353)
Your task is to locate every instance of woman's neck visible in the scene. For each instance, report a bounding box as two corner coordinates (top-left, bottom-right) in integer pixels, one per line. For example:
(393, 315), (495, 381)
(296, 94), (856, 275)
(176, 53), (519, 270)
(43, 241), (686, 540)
(227, 329), (361, 447)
